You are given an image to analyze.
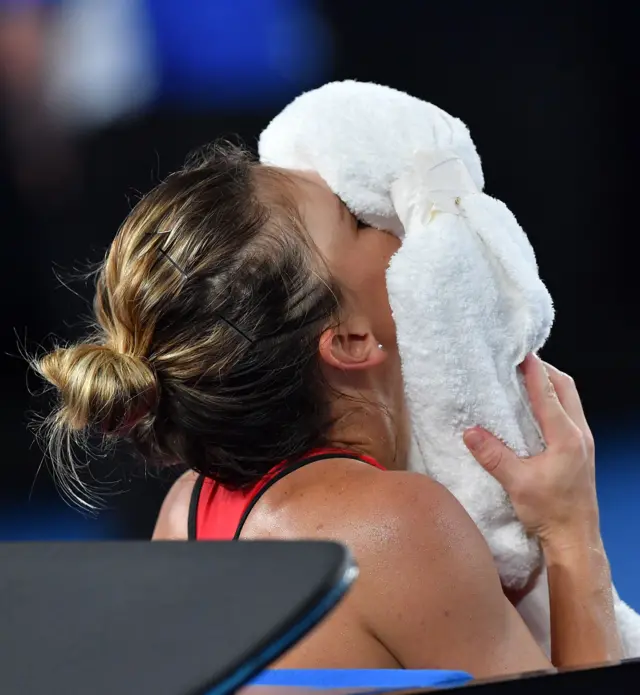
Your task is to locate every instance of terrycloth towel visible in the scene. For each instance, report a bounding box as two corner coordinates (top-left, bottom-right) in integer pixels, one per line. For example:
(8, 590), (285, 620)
(259, 80), (640, 657)
(259, 80), (548, 583)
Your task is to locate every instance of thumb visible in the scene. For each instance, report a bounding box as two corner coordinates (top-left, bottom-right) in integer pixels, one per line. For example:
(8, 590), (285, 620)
(463, 427), (518, 490)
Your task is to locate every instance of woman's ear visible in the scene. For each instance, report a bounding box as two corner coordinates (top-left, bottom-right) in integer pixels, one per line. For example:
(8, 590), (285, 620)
(319, 324), (386, 371)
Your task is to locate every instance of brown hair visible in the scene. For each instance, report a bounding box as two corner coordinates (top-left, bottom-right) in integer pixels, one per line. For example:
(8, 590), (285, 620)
(34, 142), (341, 506)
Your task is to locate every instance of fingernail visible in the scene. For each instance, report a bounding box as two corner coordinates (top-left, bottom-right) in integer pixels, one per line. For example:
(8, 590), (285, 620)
(463, 429), (486, 451)
(519, 353), (533, 370)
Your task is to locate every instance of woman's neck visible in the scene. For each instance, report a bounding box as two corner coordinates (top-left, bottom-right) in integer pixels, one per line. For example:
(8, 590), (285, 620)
(327, 384), (410, 471)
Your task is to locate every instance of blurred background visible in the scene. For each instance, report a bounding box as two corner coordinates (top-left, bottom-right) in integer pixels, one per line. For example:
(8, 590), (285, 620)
(0, 0), (637, 604)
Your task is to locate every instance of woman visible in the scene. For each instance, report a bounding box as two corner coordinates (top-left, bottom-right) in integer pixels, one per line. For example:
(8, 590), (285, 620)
(36, 143), (621, 677)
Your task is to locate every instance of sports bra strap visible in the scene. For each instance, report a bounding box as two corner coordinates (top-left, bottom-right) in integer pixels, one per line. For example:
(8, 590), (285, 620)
(234, 452), (372, 539)
(188, 450), (384, 541)
(187, 474), (206, 540)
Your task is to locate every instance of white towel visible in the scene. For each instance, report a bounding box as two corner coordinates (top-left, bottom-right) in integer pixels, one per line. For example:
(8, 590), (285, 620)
(259, 79), (640, 657)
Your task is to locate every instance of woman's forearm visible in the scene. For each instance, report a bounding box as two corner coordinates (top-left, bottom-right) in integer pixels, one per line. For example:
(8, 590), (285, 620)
(544, 533), (622, 668)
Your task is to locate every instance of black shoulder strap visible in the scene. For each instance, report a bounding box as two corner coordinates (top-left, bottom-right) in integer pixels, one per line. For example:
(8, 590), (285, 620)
(187, 474), (206, 540)
(233, 452), (370, 540)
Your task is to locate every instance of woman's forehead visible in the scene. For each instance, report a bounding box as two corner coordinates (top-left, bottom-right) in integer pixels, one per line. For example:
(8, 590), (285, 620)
(256, 166), (352, 254)
(285, 170), (348, 223)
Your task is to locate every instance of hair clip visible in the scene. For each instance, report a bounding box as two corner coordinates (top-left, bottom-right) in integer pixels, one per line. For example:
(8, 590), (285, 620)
(156, 246), (189, 280)
(144, 231), (254, 344)
(212, 311), (254, 344)
(145, 231), (188, 279)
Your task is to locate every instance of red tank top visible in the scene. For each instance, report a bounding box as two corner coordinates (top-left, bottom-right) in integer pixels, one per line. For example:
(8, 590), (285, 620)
(188, 448), (386, 540)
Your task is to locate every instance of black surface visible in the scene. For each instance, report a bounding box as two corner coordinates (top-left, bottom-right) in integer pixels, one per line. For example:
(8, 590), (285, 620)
(0, 540), (356, 695)
(444, 657), (640, 693)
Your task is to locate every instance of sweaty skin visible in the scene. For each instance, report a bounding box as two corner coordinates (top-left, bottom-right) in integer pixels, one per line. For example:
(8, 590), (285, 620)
(154, 462), (550, 677)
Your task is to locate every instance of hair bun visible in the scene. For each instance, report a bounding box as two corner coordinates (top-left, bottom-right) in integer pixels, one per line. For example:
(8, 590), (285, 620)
(37, 343), (158, 435)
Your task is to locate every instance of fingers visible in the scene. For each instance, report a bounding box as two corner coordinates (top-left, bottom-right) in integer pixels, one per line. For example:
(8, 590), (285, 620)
(521, 353), (577, 445)
(541, 361), (590, 435)
(463, 427), (519, 490)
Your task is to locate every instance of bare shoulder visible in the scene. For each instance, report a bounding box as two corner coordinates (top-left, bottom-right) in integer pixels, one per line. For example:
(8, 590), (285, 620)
(339, 468), (493, 566)
(249, 462), (548, 675)
(336, 467), (498, 584)
(249, 460), (485, 558)
(354, 468), (473, 530)
(152, 470), (199, 540)
(353, 471), (548, 674)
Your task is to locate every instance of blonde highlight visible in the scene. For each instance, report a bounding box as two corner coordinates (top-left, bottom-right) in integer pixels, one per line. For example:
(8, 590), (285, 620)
(33, 141), (341, 506)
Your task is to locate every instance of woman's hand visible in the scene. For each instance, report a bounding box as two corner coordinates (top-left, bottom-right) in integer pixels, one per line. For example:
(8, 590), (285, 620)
(463, 353), (600, 549)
